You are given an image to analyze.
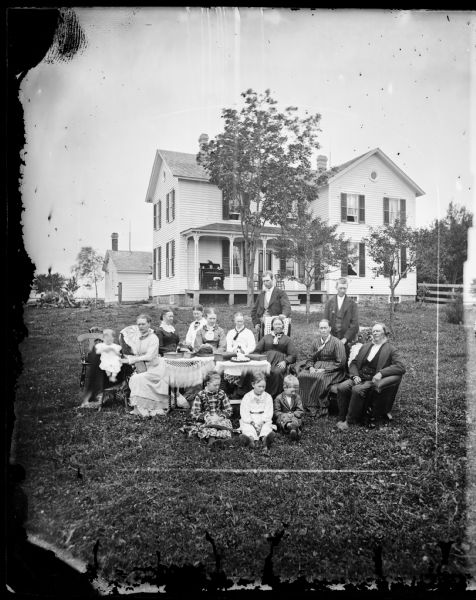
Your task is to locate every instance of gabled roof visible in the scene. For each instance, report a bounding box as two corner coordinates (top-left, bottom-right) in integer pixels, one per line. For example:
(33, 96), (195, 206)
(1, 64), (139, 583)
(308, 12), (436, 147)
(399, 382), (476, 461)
(103, 250), (152, 273)
(145, 149), (209, 203)
(318, 147), (425, 197)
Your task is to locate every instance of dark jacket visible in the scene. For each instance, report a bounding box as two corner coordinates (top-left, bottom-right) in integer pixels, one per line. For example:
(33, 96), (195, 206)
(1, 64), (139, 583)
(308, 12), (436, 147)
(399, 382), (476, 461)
(273, 391), (304, 427)
(323, 295), (359, 342)
(349, 341), (406, 379)
(251, 287), (291, 326)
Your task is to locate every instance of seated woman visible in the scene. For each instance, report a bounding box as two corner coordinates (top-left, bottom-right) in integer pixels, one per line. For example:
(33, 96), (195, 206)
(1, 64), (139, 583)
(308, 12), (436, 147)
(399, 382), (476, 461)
(298, 318), (347, 418)
(193, 308), (226, 352)
(156, 308), (180, 355)
(121, 313), (170, 417)
(222, 311), (257, 398)
(80, 332), (131, 408)
(252, 316), (297, 398)
(184, 304), (207, 349)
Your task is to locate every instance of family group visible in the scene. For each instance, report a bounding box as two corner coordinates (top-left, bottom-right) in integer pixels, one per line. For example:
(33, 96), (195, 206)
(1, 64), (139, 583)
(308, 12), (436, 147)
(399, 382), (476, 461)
(80, 272), (405, 451)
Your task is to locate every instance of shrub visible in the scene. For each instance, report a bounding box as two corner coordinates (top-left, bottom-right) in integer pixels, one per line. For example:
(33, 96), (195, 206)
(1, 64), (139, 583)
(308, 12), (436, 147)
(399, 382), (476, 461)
(444, 293), (464, 324)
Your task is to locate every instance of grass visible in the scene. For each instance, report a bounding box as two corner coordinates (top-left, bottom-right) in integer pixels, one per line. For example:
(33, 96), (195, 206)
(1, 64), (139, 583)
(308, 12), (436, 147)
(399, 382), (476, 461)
(11, 301), (471, 589)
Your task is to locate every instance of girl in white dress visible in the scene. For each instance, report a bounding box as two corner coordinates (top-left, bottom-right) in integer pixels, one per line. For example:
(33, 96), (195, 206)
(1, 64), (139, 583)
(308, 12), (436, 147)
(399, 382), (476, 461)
(95, 329), (122, 382)
(239, 373), (277, 453)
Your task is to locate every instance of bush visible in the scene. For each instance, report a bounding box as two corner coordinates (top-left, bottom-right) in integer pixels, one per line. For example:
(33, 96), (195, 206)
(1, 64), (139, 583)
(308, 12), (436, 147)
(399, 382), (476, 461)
(444, 293), (464, 324)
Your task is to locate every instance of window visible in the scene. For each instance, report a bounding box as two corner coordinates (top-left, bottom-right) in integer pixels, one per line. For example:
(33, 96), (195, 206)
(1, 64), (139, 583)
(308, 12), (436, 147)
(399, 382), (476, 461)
(383, 197), (406, 225)
(166, 190), (175, 223)
(370, 170), (378, 181)
(341, 193), (365, 223)
(222, 192), (240, 220)
(165, 240), (175, 277)
(342, 242), (365, 277)
(153, 202), (162, 230)
(258, 250), (272, 273)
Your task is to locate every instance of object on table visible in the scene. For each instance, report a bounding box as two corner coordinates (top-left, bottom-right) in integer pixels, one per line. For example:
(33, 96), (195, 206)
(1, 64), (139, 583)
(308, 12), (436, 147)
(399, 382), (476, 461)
(231, 356), (251, 362)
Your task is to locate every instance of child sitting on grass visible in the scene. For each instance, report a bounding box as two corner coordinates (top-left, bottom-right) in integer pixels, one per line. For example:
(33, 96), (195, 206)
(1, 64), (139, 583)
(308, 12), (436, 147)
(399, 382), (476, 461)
(189, 371), (233, 447)
(239, 372), (276, 453)
(95, 329), (122, 383)
(273, 374), (304, 441)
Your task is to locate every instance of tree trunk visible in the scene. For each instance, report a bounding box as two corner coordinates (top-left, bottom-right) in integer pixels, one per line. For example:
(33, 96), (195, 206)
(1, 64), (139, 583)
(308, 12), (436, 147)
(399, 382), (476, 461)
(94, 278), (98, 308)
(306, 283), (311, 322)
(245, 238), (256, 307)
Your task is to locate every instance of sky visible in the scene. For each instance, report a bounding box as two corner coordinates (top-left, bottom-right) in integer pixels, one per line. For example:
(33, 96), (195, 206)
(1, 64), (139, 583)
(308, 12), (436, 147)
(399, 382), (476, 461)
(19, 7), (476, 287)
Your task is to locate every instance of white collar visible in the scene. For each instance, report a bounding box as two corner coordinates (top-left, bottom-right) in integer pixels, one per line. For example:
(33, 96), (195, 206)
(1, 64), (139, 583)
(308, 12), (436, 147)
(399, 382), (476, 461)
(160, 323), (175, 333)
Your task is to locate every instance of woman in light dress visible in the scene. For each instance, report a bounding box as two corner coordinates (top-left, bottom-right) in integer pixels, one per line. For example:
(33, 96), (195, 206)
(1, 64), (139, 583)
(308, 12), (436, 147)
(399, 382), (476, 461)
(121, 314), (170, 417)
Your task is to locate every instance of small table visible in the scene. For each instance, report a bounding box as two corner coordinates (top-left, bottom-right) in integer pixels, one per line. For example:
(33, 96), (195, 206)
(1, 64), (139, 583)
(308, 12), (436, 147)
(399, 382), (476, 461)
(164, 355), (216, 409)
(215, 359), (271, 404)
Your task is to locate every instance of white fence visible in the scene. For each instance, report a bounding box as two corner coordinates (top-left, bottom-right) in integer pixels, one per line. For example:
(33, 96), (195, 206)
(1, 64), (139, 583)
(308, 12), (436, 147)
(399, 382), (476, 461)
(417, 282), (463, 304)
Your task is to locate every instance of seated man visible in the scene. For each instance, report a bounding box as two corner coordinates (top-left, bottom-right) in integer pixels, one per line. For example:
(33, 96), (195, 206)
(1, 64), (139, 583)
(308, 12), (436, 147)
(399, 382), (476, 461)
(335, 322), (405, 430)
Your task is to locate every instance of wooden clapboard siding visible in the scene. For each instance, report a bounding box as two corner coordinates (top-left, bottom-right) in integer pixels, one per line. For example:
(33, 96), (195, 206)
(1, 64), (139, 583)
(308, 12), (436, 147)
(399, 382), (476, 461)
(319, 153), (418, 296)
(119, 273), (151, 302)
(309, 185), (329, 220)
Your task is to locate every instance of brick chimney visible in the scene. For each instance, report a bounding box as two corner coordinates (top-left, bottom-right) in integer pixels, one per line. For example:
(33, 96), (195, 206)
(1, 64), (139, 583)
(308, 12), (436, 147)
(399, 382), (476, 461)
(316, 154), (328, 173)
(198, 133), (209, 147)
(111, 232), (118, 251)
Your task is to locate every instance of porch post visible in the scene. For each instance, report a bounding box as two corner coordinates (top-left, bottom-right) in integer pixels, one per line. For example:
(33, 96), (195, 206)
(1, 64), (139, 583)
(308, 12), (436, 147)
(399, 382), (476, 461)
(228, 235), (235, 291)
(262, 238), (267, 274)
(193, 234), (200, 290)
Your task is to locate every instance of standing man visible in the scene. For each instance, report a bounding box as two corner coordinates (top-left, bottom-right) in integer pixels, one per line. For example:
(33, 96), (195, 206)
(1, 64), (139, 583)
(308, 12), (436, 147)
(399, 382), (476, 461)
(323, 277), (359, 355)
(251, 271), (291, 338)
(335, 322), (405, 430)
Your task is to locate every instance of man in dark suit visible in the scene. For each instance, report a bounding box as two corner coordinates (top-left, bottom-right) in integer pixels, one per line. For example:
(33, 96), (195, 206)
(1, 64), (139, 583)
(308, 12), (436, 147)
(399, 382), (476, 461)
(323, 277), (359, 353)
(335, 323), (405, 429)
(251, 271), (291, 335)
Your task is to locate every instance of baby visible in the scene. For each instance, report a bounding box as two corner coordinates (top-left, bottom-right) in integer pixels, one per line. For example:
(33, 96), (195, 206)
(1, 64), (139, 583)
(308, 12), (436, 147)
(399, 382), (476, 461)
(95, 328), (122, 383)
(239, 373), (276, 453)
(273, 374), (304, 441)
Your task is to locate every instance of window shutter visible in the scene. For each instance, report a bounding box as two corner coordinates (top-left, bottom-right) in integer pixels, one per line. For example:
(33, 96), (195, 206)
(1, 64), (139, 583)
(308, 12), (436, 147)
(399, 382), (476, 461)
(166, 242), (169, 277)
(279, 257), (286, 275)
(158, 246), (161, 280)
(158, 200), (162, 229)
(222, 193), (229, 220)
(171, 240), (175, 276)
(153, 204), (157, 230)
(258, 252), (263, 274)
(358, 195), (365, 223)
(359, 243), (366, 277)
(166, 194), (170, 223)
(298, 260), (305, 279)
(401, 246), (407, 278)
(222, 240), (230, 276)
(383, 197), (389, 225)
(266, 251), (272, 272)
(400, 198), (406, 225)
(340, 193), (347, 222)
(171, 189), (175, 221)
(153, 248), (157, 279)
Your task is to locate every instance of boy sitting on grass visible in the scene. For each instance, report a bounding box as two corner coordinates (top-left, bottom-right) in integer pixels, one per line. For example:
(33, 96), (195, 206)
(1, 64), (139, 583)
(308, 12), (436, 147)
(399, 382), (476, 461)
(239, 372), (276, 454)
(273, 374), (304, 441)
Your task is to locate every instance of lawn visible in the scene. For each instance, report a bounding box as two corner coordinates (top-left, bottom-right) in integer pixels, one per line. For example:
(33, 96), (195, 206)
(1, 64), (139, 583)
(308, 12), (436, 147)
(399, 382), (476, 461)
(11, 301), (471, 590)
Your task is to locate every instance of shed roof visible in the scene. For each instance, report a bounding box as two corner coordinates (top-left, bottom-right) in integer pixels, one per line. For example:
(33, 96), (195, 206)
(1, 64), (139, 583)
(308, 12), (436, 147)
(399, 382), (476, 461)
(104, 250), (152, 273)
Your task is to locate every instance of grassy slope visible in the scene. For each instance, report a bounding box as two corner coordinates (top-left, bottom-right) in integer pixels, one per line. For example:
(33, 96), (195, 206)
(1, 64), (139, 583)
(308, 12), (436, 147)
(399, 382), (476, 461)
(12, 303), (468, 584)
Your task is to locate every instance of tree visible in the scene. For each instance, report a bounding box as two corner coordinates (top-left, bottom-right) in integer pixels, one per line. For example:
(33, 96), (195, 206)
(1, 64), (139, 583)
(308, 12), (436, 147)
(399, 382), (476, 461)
(275, 209), (351, 319)
(364, 220), (417, 328)
(415, 202), (473, 284)
(197, 89), (322, 306)
(63, 275), (80, 295)
(72, 247), (104, 307)
(34, 270), (65, 294)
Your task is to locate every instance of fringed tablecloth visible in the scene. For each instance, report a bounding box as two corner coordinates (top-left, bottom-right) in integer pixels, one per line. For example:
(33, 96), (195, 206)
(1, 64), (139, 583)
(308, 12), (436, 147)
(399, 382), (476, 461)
(214, 360), (271, 378)
(164, 356), (216, 388)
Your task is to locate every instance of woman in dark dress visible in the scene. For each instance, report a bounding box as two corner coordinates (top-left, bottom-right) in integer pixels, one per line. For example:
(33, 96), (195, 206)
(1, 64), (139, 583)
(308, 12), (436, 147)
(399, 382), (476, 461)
(298, 319), (347, 418)
(253, 317), (297, 398)
(156, 309), (180, 355)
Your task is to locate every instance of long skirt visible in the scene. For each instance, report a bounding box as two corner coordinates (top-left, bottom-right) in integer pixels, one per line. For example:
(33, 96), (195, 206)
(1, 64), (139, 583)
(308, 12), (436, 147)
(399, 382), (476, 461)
(264, 350), (288, 398)
(129, 360), (170, 417)
(240, 420), (275, 441)
(298, 367), (346, 416)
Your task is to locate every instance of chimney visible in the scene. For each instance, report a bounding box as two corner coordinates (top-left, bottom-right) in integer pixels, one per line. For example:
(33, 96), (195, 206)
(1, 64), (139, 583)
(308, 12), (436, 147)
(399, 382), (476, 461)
(198, 133), (209, 148)
(316, 154), (328, 173)
(111, 232), (118, 251)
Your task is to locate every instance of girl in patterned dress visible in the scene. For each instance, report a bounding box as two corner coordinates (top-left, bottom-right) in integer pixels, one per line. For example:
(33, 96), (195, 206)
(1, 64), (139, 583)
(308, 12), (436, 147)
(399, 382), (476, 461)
(189, 371), (233, 446)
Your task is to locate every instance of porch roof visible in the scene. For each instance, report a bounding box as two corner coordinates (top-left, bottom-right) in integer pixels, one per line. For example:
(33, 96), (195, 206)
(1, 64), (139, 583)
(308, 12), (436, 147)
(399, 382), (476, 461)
(181, 222), (282, 238)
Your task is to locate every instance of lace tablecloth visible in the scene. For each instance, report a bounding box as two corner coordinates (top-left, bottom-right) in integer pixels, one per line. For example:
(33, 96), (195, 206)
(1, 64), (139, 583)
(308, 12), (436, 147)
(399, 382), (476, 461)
(164, 356), (216, 388)
(214, 359), (271, 378)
